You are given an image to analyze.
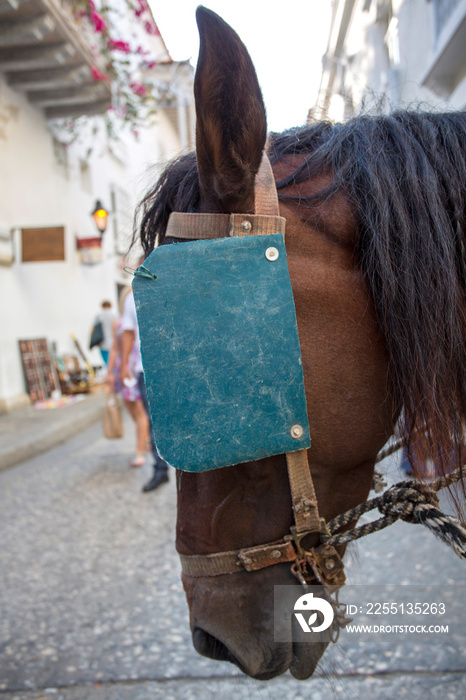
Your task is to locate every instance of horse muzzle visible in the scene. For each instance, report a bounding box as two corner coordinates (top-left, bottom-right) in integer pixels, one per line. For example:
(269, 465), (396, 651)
(182, 565), (328, 680)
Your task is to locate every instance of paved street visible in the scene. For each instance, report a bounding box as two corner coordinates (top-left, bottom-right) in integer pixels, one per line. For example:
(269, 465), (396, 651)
(1, 410), (465, 700)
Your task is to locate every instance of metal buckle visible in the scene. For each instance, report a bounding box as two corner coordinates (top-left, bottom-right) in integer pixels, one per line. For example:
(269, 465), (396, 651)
(286, 520), (349, 641)
(308, 545), (346, 587)
(287, 517), (326, 553)
(286, 519), (346, 587)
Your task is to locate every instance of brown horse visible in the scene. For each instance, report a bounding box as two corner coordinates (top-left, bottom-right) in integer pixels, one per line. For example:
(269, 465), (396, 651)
(134, 7), (466, 681)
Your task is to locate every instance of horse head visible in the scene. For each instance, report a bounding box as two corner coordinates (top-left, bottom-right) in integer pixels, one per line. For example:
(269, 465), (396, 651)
(134, 5), (466, 682)
(170, 7), (393, 680)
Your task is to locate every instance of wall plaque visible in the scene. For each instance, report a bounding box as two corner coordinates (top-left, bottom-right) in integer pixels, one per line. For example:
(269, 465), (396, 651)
(76, 236), (103, 264)
(21, 227), (65, 262)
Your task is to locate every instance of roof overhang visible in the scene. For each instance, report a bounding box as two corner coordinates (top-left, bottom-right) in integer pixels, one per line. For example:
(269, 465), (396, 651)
(0, 0), (111, 118)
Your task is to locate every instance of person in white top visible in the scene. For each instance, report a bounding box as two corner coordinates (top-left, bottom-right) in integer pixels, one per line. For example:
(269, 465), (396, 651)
(121, 290), (169, 492)
(106, 287), (149, 468)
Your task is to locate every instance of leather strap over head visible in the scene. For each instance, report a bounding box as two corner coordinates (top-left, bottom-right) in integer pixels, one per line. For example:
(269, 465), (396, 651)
(165, 152), (286, 240)
(254, 149), (281, 215)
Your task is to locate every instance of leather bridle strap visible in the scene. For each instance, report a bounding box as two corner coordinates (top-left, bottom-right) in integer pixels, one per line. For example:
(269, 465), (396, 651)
(180, 540), (298, 577)
(166, 212), (285, 239)
(171, 152), (334, 583)
(178, 454), (323, 578)
(286, 450), (320, 534)
(178, 452), (322, 578)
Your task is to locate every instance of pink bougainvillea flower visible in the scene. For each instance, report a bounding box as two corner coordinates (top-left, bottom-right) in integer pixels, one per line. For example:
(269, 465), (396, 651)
(107, 39), (131, 53)
(130, 81), (147, 97)
(143, 21), (161, 36)
(90, 10), (106, 32)
(91, 65), (107, 81)
(134, 0), (146, 16)
(144, 20), (155, 35)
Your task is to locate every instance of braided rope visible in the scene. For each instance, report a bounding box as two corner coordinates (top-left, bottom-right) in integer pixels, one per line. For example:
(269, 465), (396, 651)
(374, 428), (429, 464)
(320, 467), (466, 558)
(375, 436), (408, 464)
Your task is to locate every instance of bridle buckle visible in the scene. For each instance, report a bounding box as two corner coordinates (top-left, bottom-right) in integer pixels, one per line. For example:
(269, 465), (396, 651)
(287, 520), (346, 587)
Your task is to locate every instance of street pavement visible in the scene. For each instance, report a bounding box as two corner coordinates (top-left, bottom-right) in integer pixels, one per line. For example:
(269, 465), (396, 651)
(0, 393), (105, 473)
(0, 401), (465, 699)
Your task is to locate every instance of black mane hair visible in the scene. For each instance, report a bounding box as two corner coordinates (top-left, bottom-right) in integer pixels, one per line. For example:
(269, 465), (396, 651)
(134, 111), (466, 496)
(136, 151), (200, 255)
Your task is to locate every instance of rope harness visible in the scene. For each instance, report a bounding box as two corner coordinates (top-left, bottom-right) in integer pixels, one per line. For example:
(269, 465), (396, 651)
(135, 153), (466, 641)
(323, 468), (466, 558)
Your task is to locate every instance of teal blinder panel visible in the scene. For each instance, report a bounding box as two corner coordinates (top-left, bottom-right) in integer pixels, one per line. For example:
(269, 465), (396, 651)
(133, 233), (310, 472)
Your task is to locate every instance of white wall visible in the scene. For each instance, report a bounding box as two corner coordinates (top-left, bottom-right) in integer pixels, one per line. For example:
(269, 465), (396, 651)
(0, 73), (183, 410)
(318, 0), (466, 121)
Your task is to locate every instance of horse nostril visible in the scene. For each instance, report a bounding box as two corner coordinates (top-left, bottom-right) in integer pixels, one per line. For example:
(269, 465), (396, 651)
(193, 627), (241, 666)
(192, 627), (290, 680)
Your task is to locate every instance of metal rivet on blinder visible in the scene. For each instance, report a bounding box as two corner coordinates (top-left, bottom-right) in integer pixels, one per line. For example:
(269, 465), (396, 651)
(265, 247), (279, 261)
(290, 424), (304, 439)
(241, 220), (252, 233)
(271, 550), (282, 559)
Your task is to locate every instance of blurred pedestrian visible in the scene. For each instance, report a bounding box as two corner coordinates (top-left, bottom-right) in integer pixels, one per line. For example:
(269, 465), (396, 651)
(121, 289), (169, 492)
(107, 288), (149, 468)
(93, 300), (116, 366)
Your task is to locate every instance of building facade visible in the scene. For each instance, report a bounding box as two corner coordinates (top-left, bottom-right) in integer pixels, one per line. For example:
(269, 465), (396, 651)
(313, 0), (466, 122)
(0, 0), (194, 412)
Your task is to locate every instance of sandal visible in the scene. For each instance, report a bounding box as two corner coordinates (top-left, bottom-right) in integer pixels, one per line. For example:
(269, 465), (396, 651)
(131, 454), (145, 468)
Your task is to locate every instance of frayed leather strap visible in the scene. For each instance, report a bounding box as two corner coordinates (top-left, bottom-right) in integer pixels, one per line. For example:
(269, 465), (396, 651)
(255, 148), (281, 215)
(179, 540), (297, 577)
(286, 450), (321, 534)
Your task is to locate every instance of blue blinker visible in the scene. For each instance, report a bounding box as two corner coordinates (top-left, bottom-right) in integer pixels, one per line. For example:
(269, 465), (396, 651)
(133, 233), (310, 472)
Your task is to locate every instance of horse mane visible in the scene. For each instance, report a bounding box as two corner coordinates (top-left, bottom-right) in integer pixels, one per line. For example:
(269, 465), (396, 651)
(134, 111), (466, 495)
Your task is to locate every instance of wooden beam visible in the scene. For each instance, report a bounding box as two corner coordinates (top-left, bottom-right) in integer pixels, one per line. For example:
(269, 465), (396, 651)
(0, 42), (75, 70)
(37, 0), (100, 71)
(8, 64), (90, 90)
(28, 83), (108, 107)
(45, 98), (111, 119)
(0, 15), (55, 45)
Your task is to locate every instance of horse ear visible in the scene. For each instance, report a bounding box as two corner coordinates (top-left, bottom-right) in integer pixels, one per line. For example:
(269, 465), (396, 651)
(195, 6), (267, 213)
